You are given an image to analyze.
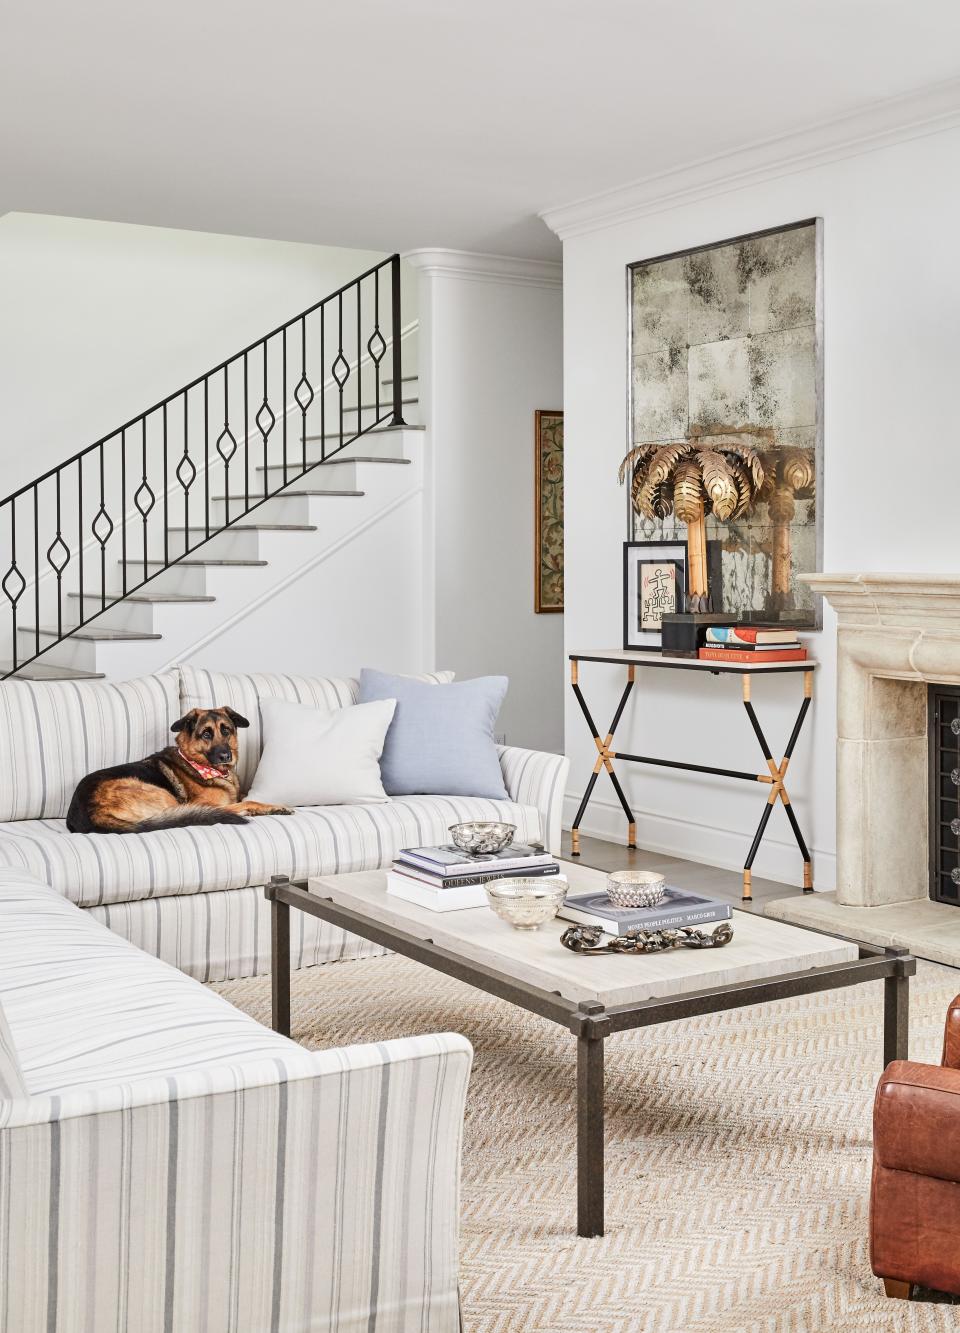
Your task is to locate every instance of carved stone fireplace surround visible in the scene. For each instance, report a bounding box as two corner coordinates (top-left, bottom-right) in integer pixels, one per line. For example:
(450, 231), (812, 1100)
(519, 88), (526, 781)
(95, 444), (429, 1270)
(767, 573), (960, 967)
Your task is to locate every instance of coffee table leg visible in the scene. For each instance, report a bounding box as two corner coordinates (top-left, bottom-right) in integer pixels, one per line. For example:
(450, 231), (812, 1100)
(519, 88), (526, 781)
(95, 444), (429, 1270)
(577, 1031), (605, 1237)
(270, 888), (291, 1038)
(883, 968), (910, 1066)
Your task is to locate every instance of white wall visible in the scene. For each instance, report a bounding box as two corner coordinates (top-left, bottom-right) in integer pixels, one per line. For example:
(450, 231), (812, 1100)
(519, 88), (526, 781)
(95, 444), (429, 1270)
(556, 126), (960, 888)
(0, 213), (417, 495)
(411, 252), (565, 754)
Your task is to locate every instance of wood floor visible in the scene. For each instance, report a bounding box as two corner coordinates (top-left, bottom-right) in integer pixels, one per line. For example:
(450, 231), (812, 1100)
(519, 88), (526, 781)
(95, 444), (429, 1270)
(558, 830), (806, 914)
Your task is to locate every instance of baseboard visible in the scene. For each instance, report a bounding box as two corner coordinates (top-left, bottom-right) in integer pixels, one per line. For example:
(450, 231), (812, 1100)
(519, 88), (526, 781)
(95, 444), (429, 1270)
(563, 792), (837, 892)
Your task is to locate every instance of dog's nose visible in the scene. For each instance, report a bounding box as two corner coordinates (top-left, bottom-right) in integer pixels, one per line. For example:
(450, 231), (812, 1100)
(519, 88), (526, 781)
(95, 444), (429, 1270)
(211, 747), (232, 765)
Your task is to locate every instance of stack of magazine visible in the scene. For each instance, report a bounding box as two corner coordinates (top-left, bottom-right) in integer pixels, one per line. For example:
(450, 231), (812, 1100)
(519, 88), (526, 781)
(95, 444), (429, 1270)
(387, 843), (560, 912)
(557, 886), (732, 936)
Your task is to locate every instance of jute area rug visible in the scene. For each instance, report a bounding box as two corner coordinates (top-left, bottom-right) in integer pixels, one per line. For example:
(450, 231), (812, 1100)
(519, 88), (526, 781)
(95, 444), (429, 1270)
(214, 954), (960, 1333)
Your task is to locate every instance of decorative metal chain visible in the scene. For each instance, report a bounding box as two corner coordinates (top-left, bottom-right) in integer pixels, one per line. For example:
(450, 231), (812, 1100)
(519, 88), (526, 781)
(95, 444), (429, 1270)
(560, 922), (734, 955)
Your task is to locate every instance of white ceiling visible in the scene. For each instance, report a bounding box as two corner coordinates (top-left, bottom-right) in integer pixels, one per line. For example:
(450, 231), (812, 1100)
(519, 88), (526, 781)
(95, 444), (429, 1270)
(3, 0), (960, 259)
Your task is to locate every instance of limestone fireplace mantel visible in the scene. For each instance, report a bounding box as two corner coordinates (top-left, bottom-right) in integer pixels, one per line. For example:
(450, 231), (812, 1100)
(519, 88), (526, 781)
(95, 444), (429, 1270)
(767, 573), (960, 967)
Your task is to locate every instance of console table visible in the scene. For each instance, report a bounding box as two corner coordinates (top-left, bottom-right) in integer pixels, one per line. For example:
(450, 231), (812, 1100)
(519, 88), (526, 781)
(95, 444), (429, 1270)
(569, 649), (816, 900)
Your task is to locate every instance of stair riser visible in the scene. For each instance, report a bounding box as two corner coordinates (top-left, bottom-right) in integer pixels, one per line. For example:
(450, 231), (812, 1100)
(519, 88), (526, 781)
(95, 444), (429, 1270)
(166, 528), (263, 561)
(115, 563), (211, 596)
(301, 432), (413, 463)
(253, 463), (362, 494)
(207, 494), (313, 528)
(69, 597), (158, 634)
(16, 631), (97, 673)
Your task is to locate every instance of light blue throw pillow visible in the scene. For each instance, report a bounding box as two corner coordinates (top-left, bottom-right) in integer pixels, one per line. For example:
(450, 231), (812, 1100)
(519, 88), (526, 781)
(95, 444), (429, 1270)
(359, 669), (509, 798)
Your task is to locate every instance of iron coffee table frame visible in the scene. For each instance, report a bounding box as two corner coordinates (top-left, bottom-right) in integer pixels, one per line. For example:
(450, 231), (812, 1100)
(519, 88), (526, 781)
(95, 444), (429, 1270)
(265, 873), (915, 1239)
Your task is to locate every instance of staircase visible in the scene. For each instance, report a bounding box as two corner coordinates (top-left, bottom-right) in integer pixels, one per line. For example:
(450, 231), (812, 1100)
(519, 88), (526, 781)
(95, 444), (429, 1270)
(0, 255), (420, 680)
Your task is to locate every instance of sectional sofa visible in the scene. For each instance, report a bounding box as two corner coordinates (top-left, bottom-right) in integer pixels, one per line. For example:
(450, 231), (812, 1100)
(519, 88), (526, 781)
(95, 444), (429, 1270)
(0, 665), (568, 980)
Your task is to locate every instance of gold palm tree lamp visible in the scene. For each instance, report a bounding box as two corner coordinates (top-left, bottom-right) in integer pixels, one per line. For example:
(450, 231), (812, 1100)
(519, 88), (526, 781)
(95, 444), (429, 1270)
(619, 427), (769, 611)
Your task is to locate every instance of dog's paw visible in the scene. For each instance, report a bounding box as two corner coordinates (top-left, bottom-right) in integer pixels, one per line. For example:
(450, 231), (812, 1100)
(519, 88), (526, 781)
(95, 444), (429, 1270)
(277, 805), (295, 815)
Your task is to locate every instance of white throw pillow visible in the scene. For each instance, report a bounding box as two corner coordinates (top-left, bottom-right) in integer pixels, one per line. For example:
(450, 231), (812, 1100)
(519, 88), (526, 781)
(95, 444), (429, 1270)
(247, 697), (397, 807)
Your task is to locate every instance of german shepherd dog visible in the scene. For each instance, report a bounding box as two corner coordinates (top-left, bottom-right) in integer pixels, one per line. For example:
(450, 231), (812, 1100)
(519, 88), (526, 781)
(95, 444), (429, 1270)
(66, 707), (293, 833)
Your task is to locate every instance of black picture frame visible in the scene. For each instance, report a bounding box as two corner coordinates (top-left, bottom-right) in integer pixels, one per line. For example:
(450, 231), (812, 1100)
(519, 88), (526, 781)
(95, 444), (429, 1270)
(623, 541), (688, 650)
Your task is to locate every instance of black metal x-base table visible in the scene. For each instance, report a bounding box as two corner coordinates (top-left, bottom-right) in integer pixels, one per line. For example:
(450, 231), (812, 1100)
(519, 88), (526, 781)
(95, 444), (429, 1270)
(265, 869), (914, 1239)
(569, 650), (817, 901)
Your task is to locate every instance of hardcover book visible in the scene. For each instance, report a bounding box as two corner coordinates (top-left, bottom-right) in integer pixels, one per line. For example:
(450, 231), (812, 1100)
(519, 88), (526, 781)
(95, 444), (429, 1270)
(397, 843), (553, 875)
(557, 887), (732, 935)
(698, 647), (807, 664)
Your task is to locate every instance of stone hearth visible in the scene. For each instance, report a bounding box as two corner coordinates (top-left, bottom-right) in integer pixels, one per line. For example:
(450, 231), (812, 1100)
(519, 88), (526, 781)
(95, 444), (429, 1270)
(766, 573), (960, 967)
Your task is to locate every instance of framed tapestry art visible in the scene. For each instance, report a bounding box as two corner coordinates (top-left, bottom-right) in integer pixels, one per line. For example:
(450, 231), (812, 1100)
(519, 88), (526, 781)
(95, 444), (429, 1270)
(625, 219), (823, 628)
(623, 541), (686, 650)
(534, 409), (564, 612)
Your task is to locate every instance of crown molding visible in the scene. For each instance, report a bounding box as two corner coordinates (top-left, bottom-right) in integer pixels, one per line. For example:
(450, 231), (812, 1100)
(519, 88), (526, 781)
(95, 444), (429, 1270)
(403, 247), (562, 289)
(540, 77), (960, 242)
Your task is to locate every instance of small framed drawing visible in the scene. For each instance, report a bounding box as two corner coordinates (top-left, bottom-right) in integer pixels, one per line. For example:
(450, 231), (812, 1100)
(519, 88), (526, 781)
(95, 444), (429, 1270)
(623, 541), (687, 650)
(534, 409), (564, 613)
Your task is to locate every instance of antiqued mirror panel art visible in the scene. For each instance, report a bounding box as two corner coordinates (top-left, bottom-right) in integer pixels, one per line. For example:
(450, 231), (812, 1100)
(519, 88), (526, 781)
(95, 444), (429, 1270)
(626, 219), (823, 628)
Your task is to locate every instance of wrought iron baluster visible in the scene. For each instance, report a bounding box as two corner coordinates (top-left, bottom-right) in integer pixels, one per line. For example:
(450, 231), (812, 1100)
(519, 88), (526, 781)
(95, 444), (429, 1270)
(162, 405), (169, 566)
(391, 254), (405, 427)
(257, 341), (274, 503)
(333, 293), (350, 451)
(92, 441), (114, 612)
(177, 392), (196, 553)
(372, 268), (382, 421)
(48, 471), (70, 640)
(294, 317), (313, 474)
(243, 351), (249, 514)
(136, 419), (154, 584)
(319, 306), (326, 462)
(282, 328), (288, 487)
(77, 457), (84, 619)
(32, 488), (40, 658)
(356, 281), (362, 437)
(120, 428), (127, 595)
(2, 502), (26, 672)
(204, 379), (210, 539)
(217, 366), (237, 527)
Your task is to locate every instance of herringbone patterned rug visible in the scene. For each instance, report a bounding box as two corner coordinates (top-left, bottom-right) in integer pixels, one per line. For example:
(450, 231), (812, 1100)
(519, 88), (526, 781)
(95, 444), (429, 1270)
(215, 953), (960, 1332)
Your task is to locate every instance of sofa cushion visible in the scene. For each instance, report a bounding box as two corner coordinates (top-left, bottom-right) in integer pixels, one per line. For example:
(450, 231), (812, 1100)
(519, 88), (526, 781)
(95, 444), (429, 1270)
(0, 1000), (27, 1100)
(0, 795), (542, 908)
(0, 671), (180, 822)
(179, 666), (454, 791)
(0, 871), (303, 1099)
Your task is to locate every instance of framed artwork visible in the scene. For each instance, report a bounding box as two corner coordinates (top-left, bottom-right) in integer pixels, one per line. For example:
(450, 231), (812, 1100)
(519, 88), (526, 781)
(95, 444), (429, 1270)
(626, 218), (823, 628)
(623, 541), (686, 649)
(534, 409), (564, 613)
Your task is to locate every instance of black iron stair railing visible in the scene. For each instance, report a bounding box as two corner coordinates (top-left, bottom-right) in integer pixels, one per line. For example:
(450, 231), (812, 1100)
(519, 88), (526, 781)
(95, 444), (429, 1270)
(0, 254), (408, 677)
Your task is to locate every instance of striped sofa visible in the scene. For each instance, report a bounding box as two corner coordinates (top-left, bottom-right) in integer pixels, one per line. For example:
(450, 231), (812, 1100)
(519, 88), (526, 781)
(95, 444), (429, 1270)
(0, 871), (471, 1332)
(0, 666), (568, 981)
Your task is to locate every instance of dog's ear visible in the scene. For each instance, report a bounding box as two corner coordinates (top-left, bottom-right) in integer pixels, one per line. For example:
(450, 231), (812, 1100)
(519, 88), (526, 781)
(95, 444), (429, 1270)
(171, 709), (199, 735)
(224, 708), (250, 729)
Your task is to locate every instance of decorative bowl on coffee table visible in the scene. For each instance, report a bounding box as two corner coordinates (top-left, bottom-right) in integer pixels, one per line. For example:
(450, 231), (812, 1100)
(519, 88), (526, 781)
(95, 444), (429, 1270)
(484, 876), (568, 930)
(606, 869), (666, 908)
(448, 821), (516, 855)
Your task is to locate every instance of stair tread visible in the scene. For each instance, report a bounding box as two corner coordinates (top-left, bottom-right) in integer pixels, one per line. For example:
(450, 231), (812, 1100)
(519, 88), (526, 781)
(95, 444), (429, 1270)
(167, 524), (318, 532)
(21, 626), (163, 642)
(69, 592), (216, 603)
(118, 559), (268, 567)
(304, 424), (424, 442)
(0, 662), (106, 681)
(211, 490), (365, 500)
(341, 397), (418, 411)
(257, 458), (409, 473)
(382, 376), (419, 385)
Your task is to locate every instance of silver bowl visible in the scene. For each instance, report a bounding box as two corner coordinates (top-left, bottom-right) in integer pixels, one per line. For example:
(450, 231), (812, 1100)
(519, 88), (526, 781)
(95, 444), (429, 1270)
(448, 820), (516, 855)
(484, 876), (568, 930)
(606, 869), (666, 909)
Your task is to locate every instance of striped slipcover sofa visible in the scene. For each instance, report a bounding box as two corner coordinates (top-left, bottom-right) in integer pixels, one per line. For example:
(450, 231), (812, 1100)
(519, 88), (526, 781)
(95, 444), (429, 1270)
(0, 871), (471, 1332)
(0, 665), (568, 981)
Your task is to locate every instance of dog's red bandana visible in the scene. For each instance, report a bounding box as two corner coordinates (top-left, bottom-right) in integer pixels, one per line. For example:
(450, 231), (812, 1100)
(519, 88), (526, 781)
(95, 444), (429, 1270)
(181, 755), (229, 782)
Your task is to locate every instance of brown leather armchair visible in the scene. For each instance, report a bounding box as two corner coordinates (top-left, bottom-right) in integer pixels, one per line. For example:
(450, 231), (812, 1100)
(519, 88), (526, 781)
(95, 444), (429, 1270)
(871, 994), (960, 1299)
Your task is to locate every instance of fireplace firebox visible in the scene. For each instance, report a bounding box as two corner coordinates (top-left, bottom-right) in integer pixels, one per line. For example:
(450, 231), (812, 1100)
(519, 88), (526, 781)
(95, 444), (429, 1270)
(930, 684), (960, 905)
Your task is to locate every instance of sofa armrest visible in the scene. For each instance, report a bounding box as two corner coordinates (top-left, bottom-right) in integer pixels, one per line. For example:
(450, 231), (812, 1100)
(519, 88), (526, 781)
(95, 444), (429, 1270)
(498, 745), (570, 856)
(0, 1033), (472, 1332)
(942, 995), (960, 1068)
(874, 1058), (960, 1184)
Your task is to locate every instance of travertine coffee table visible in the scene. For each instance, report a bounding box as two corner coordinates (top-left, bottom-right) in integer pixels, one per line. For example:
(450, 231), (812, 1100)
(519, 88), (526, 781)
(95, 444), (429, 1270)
(265, 861), (914, 1237)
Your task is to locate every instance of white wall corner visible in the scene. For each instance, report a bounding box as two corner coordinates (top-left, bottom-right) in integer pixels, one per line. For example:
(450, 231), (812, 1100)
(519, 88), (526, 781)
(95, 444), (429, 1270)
(403, 248), (562, 290)
(539, 76), (960, 241)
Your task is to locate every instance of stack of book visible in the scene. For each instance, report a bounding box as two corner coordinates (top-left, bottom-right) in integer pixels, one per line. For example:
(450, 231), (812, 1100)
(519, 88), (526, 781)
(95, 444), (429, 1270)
(698, 626), (807, 664)
(387, 843), (561, 911)
(557, 886), (732, 936)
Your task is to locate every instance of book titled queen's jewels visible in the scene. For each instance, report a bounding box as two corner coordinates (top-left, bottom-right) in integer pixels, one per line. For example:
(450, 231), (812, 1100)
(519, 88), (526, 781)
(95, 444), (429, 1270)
(556, 887), (732, 936)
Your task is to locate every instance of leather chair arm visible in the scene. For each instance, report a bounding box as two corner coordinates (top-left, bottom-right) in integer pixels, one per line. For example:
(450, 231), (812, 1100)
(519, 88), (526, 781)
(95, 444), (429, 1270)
(942, 995), (960, 1069)
(875, 1060), (960, 1184)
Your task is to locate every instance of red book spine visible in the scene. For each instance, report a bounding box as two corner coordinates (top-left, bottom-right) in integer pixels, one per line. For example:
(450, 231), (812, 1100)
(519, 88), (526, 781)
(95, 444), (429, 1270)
(698, 647), (808, 664)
